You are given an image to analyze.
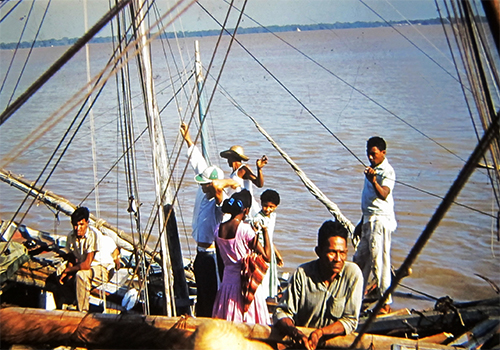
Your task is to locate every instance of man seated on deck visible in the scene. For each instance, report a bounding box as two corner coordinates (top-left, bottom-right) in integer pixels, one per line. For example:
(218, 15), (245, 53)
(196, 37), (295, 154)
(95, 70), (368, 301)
(180, 122), (239, 317)
(57, 206), (117, 312)
(273, 220), (363, 350)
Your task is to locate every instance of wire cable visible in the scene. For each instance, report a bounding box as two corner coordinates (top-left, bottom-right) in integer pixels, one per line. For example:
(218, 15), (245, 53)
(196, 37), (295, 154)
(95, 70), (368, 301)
(0, 0), (35, 96)
(6, 0), (52, 107)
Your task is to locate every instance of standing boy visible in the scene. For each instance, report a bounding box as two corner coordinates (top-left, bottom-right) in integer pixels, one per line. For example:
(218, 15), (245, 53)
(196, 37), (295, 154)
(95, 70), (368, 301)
(353, 136), (396, 314)
(252, 189), (284, 299)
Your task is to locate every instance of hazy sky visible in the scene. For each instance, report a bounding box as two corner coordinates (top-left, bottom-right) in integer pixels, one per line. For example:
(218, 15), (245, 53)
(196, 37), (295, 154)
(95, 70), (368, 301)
(0, 0), (439, 43)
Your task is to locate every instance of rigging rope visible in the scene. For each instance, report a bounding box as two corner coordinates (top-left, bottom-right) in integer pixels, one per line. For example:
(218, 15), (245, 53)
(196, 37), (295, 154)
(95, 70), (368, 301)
(80, 77), (194, 207)
(0, 19), (133, 247)
(215, 80), (497, 221)
(202, 3), (497, 220)
(220, 89), (355, 234)
(218, 0), (470, 165)
(6, 0), (52, 107)
(121, 0), (254, 293)
(0, 0), (36, 97)
(0, 0), (22, 23)
(442, 0), (500, 209)
(0, 0), (160, 249)
(0, 0), (196, 169)
(359, 0), (463, 87)
(152, 1), (196, 130)
(0, 0), (134, 125)
(144, 0), (246, 245)
(0, 88), (104, 253)
(84, 0), (101, 219)
(128, 0), (248, 252)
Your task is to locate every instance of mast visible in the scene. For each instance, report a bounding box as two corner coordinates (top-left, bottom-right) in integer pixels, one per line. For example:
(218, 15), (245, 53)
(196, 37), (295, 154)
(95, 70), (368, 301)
(481, 0), (500, 56)
(194, 40), (210, 162)
(130, 0), (189, 316)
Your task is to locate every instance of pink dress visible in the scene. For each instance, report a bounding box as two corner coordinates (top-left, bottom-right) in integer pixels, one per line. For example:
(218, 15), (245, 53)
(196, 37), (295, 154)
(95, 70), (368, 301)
(212, 222), (270, 325)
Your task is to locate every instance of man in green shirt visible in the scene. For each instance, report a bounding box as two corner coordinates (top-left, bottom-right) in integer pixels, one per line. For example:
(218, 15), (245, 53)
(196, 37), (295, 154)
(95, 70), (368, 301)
(274, 220), (363, 350)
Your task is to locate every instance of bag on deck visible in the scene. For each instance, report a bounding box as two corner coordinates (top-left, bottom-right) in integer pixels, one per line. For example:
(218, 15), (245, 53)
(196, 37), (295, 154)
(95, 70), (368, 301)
(240, 252), (269, 313)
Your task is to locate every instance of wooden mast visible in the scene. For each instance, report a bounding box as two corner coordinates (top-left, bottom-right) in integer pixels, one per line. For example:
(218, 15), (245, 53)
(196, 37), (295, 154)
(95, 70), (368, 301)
(130, 0), (189, 316)
(194, 40), (210, 162)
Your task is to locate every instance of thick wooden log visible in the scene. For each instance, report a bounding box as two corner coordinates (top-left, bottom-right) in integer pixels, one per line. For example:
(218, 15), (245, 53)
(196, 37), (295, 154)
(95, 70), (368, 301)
(0, 307), (463, 349)
(0, 307), (192, 349)
(324, 333), (457, 350)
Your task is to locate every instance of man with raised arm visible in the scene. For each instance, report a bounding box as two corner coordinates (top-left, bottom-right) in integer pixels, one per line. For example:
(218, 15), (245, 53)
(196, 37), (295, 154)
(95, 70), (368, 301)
(180, 122), (239, 317)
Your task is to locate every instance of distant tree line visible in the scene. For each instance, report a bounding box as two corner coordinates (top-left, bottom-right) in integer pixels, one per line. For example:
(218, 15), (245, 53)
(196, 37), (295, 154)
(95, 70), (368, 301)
(0, 18), (443, 50)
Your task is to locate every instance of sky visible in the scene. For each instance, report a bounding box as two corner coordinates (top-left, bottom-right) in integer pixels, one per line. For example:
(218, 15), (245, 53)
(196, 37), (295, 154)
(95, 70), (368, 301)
(0, 0), (440, 43)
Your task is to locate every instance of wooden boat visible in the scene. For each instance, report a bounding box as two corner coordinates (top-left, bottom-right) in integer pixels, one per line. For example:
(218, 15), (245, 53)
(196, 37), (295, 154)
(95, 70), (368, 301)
(1, 210), (499, 348)
(0, 217), (187, 314)
(1, 0), (499, 348)
(1, 294), (500, 349)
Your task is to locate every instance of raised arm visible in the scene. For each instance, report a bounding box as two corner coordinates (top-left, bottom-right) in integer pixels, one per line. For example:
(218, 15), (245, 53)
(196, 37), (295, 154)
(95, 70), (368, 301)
(241, 155), (267, 188)
(180, 122), (194, 147)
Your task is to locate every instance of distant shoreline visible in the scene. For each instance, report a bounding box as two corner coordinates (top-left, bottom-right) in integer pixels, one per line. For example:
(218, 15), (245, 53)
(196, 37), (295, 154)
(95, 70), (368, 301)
(0, 18), (442, 50)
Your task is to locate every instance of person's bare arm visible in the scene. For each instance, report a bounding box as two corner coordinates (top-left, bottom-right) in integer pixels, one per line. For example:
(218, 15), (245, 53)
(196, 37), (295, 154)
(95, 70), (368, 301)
(275, 317), (311, 350)
(307, 321), (345, 350)
(212, 179), (240, 205)
(59, 251), (95, 283)
(249, 225), (271, 262)
(275, 246), (284, 267)
(241, 156), (267, 187)
(180, 122), (194, 147)
(364, 167), (390, 200)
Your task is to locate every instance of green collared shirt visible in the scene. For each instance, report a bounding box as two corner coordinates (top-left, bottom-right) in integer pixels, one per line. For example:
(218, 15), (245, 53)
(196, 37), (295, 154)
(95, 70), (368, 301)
(274, 260), (363, 334)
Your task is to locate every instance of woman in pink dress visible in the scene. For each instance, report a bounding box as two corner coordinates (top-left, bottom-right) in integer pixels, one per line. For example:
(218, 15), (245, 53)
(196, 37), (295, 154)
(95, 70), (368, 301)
(212, 189), (271, 325)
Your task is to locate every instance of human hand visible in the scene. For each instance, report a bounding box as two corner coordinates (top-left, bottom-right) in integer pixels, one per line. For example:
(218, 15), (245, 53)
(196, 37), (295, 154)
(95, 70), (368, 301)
(364, 166), (376, 183)
(252, 217), (265, 230)
(307, 329), (324, 350)
(256, 155), (268, 169)
(290, 328), (310, 350)
(59, 272), (67, 284)
(180, 122), (187, 136)
(276, 254), (284, 267)
(180, 122), (194, 146)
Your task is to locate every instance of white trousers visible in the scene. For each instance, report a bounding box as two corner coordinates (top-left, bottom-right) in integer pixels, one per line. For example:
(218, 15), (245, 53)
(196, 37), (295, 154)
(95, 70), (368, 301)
(76, 265), (109, 312)
(353, 219), (393, 305)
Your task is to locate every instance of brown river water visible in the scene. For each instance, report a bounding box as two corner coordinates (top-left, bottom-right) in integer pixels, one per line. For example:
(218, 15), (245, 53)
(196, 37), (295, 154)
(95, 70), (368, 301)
(0, 25), (498, 310)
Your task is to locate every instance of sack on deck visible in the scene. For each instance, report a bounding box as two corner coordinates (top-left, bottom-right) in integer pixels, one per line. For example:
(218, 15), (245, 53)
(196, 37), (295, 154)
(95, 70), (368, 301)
(241, 252), (269, 313)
